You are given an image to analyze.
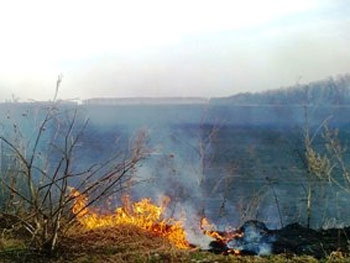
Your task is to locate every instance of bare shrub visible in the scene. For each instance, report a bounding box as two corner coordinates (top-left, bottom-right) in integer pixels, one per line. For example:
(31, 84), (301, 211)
(0, 78), (150, 254)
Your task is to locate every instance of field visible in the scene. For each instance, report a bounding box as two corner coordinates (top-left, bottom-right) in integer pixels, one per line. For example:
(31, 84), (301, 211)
(0, 103), (350, 262)
(0, 224), (349, 262)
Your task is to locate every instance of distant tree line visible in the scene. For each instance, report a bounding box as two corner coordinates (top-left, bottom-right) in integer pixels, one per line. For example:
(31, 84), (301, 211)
(212, 74), (350, 106)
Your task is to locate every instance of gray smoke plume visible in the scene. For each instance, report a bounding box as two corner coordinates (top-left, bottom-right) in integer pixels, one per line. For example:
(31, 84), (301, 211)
(227, 221), (276, 256)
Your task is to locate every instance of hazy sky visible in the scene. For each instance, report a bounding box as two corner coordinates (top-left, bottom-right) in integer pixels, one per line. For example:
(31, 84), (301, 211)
(0, 0), (349, 101)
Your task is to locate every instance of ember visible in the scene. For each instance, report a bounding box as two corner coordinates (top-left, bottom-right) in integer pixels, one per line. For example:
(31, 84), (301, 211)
(227, 220), (276, 256)
(70, 188), (191, 249)
(200, 217), (243, 255)
(201, 218), (275, 256)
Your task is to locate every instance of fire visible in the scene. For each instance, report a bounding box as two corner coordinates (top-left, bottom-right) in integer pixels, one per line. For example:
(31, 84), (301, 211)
(70, 188), (190, 249)
(200, 217), (243, 255)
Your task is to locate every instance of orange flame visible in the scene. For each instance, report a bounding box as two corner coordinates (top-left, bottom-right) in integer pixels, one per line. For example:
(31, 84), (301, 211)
(70, 189), (190, 249)
(200, 217), (243, 255)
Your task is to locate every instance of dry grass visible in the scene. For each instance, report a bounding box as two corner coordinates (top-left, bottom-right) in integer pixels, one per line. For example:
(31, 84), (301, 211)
(58, 224), (186, 262)
(55, 225), (350, 263)
(1, 223), (350, 262)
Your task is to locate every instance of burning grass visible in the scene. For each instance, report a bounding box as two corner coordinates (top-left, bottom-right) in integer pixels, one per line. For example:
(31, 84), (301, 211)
(1, 190), (350, 262)
(70, 188), (191, 249)
(59, 224), (185, 262)
(49, 225), (325, 262)
(47, 224), (319, 262)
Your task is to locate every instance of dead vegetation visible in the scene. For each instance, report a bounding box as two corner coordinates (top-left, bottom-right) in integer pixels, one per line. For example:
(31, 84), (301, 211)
(0, 79), (150, 256)
(60, 225), (180, 262)
(1, 82), (350, 262)
(1, 219), (350, 263)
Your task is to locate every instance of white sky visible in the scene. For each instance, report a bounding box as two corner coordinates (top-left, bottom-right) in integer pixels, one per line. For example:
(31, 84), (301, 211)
(0, 0), (349, 101)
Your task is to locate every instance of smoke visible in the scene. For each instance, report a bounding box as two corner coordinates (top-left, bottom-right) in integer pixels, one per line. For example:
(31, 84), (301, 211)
(227, 221), (276, 256)
(4, 101), (350, 245)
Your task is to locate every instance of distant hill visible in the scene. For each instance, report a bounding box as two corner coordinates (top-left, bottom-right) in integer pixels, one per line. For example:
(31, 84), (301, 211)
(211, 74), (350, 106)
(2, 74), (350, 107)
(83, 97), (209, 105)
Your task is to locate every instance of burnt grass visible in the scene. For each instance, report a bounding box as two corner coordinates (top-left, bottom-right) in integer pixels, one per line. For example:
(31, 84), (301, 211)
(208, 221), (350, 260)
(1, 223), (350, 262)
(272, 223), (350, 258)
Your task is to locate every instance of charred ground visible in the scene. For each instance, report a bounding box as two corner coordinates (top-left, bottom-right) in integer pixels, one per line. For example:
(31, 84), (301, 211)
(1, 221), (350, 262)
(208, 220), (350, 259)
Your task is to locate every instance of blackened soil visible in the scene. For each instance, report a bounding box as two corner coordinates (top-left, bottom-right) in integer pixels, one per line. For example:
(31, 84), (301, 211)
(208, 222), (350, 259)
(272, 223), (350, 258)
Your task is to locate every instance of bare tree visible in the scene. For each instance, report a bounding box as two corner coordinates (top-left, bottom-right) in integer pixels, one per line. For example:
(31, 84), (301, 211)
(302, 103), (350, 228)
(0, 78), (149, 254)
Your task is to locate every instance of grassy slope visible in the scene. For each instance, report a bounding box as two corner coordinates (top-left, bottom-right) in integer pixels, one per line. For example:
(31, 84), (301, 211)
(0, 225), (349, 263)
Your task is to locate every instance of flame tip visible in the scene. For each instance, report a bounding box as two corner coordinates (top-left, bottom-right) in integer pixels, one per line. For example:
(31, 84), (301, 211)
(70, 188), (191, 249)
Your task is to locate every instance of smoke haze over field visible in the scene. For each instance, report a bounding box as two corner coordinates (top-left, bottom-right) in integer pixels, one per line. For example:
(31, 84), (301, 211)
(0, 0), (350, 101)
